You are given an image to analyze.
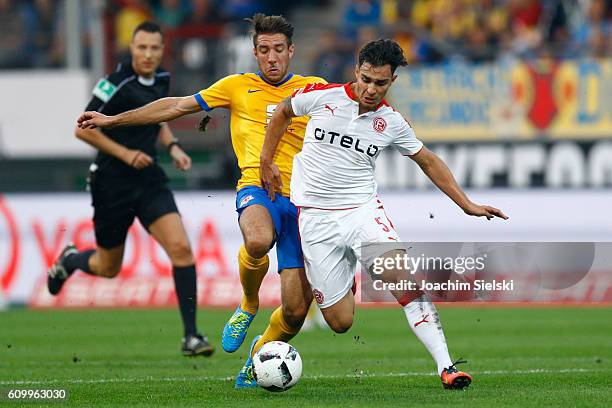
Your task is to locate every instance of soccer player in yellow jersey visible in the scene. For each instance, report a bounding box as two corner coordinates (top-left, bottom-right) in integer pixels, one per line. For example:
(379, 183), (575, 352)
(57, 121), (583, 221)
(78, 14), (325, 388)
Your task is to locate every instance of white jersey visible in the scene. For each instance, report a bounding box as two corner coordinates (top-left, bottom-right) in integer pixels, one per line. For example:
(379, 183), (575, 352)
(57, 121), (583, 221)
(290, 83), (423, 209)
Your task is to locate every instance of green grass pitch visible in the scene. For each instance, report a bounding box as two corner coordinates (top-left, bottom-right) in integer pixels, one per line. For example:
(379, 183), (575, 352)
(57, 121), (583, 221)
(1, 307), (610, 407)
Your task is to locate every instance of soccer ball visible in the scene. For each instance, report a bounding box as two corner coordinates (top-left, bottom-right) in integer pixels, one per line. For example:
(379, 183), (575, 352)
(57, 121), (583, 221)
(252, 341), (302, 392)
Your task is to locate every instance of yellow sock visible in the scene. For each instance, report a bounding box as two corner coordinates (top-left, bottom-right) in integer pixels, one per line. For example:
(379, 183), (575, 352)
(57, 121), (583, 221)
(238, 245), (269, 314)
(253, 306), (300, 355)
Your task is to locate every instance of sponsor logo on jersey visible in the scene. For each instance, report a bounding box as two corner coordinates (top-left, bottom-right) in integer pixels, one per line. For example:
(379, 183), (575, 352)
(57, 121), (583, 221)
(92, 78), (117, 103)
(313, 289), (324, 305)
(247, 89), (262, 93)
(373, 117), (387, 133)
(314, 128), (379, 157)
(239, 195), (255, 208)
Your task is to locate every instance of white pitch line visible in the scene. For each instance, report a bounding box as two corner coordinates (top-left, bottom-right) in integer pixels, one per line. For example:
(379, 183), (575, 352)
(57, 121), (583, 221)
(0, 356), (597, 369)
(0, 368), (607, 386)
(0, 356), (597, 368)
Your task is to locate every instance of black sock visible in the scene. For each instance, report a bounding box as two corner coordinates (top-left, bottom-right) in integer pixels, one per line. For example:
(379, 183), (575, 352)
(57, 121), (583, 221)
(64, 249), (95, 275)
(173, 264), (198, 337)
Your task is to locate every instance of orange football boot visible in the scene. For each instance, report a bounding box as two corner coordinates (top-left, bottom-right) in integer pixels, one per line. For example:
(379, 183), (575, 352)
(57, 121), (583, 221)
(441, 359), (472, 389)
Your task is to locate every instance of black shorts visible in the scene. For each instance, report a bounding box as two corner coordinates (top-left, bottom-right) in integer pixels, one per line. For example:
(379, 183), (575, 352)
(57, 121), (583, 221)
(90, 177), (179, 249)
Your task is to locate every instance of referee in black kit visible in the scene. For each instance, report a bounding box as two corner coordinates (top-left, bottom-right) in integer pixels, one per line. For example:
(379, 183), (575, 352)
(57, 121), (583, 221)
(47, 21), (214, 357)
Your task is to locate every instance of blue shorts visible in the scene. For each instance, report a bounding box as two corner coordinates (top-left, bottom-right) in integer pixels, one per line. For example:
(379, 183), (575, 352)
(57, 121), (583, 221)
(236, 186), (304, 272)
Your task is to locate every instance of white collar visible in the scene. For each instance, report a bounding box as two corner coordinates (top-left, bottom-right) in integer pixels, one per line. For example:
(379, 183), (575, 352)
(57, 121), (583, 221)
(138, 75), (155, 86)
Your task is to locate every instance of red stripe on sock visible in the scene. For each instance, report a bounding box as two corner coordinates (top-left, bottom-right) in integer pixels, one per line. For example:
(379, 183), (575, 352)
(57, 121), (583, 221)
(397, 292), (412, 306)
(397, 291), (423, 306)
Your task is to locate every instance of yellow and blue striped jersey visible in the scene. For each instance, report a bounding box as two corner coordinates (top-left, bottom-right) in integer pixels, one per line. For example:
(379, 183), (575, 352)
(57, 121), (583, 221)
(195, 72), (326, 197)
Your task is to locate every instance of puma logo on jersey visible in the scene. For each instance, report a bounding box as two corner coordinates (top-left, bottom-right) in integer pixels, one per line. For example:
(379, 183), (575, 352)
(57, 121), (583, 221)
(324, 104), (338, 115)
(314, 128), (379, 157)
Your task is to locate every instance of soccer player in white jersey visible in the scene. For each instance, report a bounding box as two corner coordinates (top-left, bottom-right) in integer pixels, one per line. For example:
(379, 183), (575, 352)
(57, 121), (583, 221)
(259, 39), (508, 389)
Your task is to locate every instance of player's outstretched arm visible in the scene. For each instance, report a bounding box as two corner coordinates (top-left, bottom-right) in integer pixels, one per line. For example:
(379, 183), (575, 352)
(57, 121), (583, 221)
(260, 97), (296, 200)
(410, 147), (509, 220)
(77, 96), (202, 129)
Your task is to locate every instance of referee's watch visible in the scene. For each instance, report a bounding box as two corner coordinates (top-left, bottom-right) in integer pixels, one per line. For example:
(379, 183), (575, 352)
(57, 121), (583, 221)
(167, 139), (182, 153)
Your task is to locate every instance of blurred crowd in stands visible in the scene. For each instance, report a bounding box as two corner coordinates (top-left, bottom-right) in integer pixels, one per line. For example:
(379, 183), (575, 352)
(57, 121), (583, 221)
(0, 0), (66, 68)
(1, 0), (610, 79)
(0, 0), (327, 69)
(314, 0), (612, 82)
(0, 0), (609, 190)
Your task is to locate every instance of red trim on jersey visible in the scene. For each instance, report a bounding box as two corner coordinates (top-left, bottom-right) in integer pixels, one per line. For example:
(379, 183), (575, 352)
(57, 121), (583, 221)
(293, 82), (343, 96)
(377, 100), (390, 109)
(344, 82), (357, 100)
(344, 82), (390, 111)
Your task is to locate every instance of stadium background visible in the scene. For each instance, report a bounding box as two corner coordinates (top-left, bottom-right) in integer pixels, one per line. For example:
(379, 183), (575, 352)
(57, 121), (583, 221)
(0, 0), (611, 308)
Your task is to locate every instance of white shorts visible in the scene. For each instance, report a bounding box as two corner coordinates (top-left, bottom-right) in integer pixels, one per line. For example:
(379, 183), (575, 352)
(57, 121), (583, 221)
(298, 197), (405, 309)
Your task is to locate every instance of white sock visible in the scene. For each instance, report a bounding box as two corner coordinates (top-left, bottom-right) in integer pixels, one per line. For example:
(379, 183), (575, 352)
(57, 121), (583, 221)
(403, 294), (453, 375)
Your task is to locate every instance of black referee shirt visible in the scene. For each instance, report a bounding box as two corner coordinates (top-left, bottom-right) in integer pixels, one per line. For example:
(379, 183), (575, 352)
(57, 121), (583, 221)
(85, 62), (170, 183)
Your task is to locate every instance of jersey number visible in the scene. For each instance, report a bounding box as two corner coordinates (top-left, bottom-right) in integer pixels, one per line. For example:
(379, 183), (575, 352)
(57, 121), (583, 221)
(375, 217), (390, 232)
(266, 104), (277, 124)
(266, 104), (293, 127)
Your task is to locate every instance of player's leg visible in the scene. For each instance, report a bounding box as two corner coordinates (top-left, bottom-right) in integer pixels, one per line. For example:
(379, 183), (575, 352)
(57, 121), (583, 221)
(378, 254), (471, 388)
(253, 267), (312, 351)
(317, 240), (359, 334)
(234, 267), (312, 389)
(222, 187), (276, 353)
(402, 293), (471, 389)
(48, 243), (125, 295)
(87, 245), (125, 277)
(319, 289), (356, 333)
(237, 204), (274, 313)
(301, 297), (328, 331)
(362, 199), (471, 389)
(373, 249), (454, 371)
(251, 196), (313, 351)
(139, 186), (214, 357)
(235, 196), (311, 388)
(300, 206), (357, 333)
(147, 213), (213, 356)
(47, 200), (132, 294)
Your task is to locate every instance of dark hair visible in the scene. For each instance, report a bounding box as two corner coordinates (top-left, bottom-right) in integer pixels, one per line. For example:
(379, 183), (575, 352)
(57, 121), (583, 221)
(132, 21), (163, 40)
(358, 39), (407, 73)
(246, 13), (294, 47)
